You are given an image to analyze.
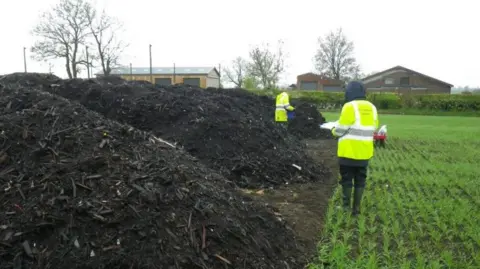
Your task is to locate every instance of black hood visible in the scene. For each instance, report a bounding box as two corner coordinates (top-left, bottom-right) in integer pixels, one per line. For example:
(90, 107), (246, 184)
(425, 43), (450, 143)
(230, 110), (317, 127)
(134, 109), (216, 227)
(345, 81), (366, 102)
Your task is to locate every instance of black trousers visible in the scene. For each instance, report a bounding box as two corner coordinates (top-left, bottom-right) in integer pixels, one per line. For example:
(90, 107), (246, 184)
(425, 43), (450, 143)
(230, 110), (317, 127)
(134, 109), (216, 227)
(276, 121), (288, 131)
(339, 165), (367, 188)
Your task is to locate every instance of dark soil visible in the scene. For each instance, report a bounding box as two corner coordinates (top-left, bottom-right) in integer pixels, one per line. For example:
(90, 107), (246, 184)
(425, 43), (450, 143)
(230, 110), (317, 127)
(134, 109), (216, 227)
(245, 138), (338, 258)
(0, 86), (307, 269)
(288, 102), (333, 140)
(0, 73), (61, 88)
(0, 73), (333, 189)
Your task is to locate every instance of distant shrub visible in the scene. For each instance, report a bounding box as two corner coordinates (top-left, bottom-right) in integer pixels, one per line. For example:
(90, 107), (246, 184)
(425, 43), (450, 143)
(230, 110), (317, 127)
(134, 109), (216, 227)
(248, 89), (480, 112)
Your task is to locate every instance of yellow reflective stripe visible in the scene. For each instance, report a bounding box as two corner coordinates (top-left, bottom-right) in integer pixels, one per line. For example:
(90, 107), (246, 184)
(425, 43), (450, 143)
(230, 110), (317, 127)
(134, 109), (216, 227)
(339, 134), (374, 141)
(346, 128), (375, 137)
(336, 123), (376, 130)
(335, 126), (375, 137)
(336, 100), (376, 141)
(276, 92), (290, 110)
(335, 122), (375, 133)
(351, 101), (361, 122)
(350, 125), (375, 131)
(333, 125), (349, 136)
(372, 104), (378, 121)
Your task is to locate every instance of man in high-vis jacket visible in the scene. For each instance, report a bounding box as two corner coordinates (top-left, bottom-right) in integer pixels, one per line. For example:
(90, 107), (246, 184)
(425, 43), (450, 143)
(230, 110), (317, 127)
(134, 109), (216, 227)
(275, 91), (295, 123)
(331, 81), (378, 216)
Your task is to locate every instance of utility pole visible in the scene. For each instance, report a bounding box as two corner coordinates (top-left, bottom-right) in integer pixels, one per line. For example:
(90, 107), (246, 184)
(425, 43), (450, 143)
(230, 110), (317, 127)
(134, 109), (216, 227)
(23, 47), (27, 73)
(173, 63), (176, 85)
(218, 64), (222, 88)
(86, 46), (90, 78)
(129, 63), (133, 80)
(149, 44), (153, 84)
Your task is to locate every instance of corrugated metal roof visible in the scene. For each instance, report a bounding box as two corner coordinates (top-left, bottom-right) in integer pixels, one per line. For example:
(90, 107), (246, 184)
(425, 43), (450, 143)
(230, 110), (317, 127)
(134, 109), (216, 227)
(106, 66), (215, 75)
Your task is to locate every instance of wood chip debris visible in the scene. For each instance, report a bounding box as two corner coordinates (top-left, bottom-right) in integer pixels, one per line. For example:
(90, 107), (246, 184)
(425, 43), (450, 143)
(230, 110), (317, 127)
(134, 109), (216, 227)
(292, 164), (302, 170)
(214, 254), (232, 265)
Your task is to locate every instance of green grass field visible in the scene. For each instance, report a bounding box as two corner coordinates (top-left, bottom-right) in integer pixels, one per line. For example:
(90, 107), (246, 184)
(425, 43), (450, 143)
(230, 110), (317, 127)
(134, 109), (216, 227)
(310, 113), (480, 269)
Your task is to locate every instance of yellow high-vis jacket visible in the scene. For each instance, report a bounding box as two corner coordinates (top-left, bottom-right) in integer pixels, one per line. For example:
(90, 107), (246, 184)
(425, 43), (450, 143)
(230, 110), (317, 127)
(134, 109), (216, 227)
(275, 92), (294, 122)
(332, 100), (379, 163)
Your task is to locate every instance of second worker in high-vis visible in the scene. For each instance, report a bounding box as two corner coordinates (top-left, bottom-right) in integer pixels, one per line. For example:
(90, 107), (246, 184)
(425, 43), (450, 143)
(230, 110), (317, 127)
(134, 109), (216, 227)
(332, 81), (379, 216)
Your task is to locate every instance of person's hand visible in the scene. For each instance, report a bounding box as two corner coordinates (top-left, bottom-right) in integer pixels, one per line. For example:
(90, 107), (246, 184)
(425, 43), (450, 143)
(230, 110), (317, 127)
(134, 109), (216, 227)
(331, 127), (338, 139)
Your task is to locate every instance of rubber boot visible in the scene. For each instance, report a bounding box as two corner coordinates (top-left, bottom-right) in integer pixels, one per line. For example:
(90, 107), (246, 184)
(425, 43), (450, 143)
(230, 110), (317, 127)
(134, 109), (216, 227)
(352, 187), (365, 216)
(341, 186), (352, 209)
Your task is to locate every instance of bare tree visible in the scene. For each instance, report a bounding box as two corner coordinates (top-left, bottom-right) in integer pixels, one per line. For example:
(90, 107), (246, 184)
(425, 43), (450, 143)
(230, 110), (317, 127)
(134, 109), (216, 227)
(86, 8), (127, 76)
(351, 70), (368, 81)
(248, 40), (286, 89)
(314, 28), (360, 81)
(75, 46), (97, 78)
(223, 57), (248, 88)
(31, 0), (93, 79)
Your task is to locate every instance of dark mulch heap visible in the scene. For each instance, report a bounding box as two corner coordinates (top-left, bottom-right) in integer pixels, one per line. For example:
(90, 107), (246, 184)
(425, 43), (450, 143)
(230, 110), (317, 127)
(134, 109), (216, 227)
(1, 73), (333, 189)
(0, 72), (61, 88)
(288, 102), (333, 139)
(0, 86), (306, 269)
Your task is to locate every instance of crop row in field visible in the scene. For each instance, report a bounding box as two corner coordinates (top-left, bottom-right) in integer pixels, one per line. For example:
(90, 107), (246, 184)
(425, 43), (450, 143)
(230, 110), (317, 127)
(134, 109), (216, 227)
(309, 114), (480, 269)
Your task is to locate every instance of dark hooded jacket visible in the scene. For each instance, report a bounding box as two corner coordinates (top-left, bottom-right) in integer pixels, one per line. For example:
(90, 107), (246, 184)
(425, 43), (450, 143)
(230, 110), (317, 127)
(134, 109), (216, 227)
(345, 81), (367, 103)
(338, 81), (369, 167)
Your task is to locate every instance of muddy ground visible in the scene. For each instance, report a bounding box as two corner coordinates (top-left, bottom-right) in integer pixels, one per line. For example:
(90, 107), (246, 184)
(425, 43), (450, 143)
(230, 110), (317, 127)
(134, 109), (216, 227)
(243, 138), (339, 260)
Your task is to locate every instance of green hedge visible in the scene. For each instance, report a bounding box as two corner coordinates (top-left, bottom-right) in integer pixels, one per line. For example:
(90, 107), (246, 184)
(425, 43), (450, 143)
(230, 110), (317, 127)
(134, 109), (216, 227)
(249, 89), (480, 112)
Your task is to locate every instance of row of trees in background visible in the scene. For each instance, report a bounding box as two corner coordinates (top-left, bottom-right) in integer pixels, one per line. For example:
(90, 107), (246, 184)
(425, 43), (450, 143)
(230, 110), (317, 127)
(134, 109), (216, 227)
(454, 86), (480, 95)
(32, 2), (475, 91)
(250, 89), (480, 113)
(30, 0), (356, 86)
(223, 40), (286, 90)
(223, 28), (363, 89)
(31, 0), (126, 79)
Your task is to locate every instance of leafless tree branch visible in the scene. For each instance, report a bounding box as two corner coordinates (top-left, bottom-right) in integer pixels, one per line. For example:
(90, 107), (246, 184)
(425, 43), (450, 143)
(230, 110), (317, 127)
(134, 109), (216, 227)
(248, 40), (286, 89)
(314, 28), (360, 81)
(31, 0), (93, 79)
(223, 57), (248, 88)
(86, 8), (128, 76)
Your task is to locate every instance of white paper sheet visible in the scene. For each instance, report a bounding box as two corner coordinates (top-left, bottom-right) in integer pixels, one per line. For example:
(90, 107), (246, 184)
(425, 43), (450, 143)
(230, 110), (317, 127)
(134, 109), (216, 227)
(377, 125), (387, 134)
(319, 121), (338, 130)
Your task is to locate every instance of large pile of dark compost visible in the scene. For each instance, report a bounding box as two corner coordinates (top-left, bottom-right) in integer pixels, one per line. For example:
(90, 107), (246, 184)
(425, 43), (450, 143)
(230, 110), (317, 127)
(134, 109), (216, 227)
(1, 73), (332, 189)
(0, 86), (306, 269)
(288, 102), (333, 139)
(0, 72), (61, 88)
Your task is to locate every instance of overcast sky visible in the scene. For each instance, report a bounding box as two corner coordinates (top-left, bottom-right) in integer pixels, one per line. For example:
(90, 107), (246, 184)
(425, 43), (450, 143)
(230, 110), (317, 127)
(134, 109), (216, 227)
(1, 0), (478, 87)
